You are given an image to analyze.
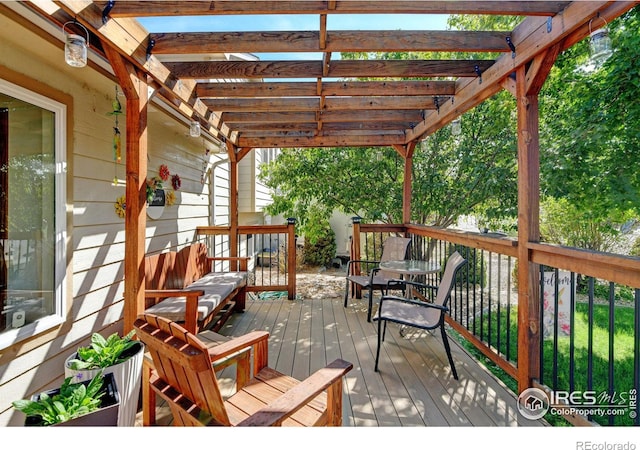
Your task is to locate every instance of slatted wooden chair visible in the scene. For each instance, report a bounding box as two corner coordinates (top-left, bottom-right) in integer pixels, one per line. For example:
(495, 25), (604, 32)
(134, 313), (353, 426)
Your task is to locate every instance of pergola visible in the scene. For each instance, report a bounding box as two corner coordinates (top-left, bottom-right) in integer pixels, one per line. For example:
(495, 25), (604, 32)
(27, 1), (639, 393)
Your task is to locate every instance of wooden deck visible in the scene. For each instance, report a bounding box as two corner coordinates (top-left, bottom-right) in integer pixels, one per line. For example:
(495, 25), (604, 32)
(140, 294), (547, 427)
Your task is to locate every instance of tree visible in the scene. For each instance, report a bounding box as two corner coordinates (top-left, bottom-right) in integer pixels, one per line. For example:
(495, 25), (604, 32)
(261, 14), (520, 231)
(260, 9), (640, 245)
(539, 8), (640, 222)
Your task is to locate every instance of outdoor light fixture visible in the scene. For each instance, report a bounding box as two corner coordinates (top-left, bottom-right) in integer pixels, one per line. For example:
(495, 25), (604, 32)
(589, 15), (613, 68)
(189, 120), (201, 137)
(63, 20), (89, 68)
(451, 118), (462, 136)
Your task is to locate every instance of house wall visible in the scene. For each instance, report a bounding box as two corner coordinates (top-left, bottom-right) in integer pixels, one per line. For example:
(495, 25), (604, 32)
(238, 147), (276, 217)
(0, 8), (229, 425)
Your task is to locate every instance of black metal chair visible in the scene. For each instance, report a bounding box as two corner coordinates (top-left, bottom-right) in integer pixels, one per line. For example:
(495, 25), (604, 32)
(372, 251), (467, 380)
(344, 236), (411, 322)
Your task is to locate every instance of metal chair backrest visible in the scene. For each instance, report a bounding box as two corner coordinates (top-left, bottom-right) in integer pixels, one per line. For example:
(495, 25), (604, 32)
(378, 236), (411, 278)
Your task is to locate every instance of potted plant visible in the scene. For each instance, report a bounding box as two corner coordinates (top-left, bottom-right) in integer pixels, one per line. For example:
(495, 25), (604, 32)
(64, 330), (144, 427)
(13, 371), (120, 426)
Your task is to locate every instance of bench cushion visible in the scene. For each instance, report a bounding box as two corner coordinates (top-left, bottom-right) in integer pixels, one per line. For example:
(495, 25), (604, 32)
(145, 271), (247, 322)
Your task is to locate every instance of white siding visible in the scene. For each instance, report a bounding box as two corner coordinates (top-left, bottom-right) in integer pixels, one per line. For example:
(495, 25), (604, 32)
(0, 13), (230, 425)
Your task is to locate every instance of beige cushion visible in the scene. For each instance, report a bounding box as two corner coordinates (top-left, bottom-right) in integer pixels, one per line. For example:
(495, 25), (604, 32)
(145, 271), (247, 322)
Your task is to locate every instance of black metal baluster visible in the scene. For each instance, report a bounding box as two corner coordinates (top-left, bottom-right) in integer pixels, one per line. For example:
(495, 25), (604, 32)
(587, 277), (595, 422)
(472, 247), (477, 336)
(539, 265), (546, 386)
(497, 254), (502, 357)
(506, 256), (512, 362)
(569, 272), (576, 394)
(464, 247), (471, 330)
(608, 282), (615, 426)
(487, 251), (493, 348)
(634, 288), (640, 426)
(480, 249), (485, 342)
(553, 268), (559, 392)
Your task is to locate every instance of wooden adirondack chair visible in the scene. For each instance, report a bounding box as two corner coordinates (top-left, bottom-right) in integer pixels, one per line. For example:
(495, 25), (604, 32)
(134, 313), (353, 426)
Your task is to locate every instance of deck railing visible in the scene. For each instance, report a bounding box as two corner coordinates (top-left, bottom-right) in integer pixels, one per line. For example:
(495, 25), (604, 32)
(350, 221), (640, 426)
(196, 222), (297, 299)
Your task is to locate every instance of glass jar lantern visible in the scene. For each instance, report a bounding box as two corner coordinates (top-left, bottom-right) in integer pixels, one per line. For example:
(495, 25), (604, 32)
(589, 28), (612, 67)
(190, 120), (201, 137)
(63, 21), (89, 68)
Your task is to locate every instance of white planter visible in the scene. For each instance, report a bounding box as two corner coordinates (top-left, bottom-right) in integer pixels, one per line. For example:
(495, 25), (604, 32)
(64, 341), (144, 427)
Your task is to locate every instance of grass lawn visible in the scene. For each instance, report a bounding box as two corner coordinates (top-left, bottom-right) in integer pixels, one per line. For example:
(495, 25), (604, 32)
(454, 301), (637, 426)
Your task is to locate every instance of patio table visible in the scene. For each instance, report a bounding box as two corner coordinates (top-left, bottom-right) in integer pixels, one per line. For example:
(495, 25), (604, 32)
(378, 260), (441, 337)
(378, 259), (441, 300)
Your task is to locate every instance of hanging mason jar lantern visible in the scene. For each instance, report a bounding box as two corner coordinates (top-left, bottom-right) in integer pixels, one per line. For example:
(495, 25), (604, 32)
(63, 21), (89, 68)
(588, 16), (613, 69)
(190, 120), (201, 137)
(451, 118), (462, 136)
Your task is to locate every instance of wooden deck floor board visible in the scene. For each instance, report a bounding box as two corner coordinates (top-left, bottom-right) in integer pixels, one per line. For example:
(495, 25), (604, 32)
(140, 295), (547, 427)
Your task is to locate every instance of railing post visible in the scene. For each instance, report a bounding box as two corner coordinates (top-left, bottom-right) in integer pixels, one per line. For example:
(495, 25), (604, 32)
(351, 217), (362, 298)
(286, 218), (296, 300)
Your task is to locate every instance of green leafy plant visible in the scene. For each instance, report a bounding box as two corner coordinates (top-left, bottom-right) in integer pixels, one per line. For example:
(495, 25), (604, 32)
(67, 331), (137, 370)
(13, 372), (105, 426)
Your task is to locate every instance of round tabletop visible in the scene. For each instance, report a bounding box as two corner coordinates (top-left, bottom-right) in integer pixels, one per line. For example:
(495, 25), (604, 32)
(379, 259), (441, 275)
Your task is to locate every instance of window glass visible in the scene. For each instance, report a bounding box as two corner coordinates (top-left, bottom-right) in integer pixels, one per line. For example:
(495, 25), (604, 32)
(0, 80), (66, 348)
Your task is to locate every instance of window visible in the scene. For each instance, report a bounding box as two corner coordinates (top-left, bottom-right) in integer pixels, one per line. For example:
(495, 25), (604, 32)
(0, 79), (67, 349)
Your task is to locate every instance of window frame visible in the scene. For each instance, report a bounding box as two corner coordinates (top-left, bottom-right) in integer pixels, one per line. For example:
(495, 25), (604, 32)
(0, 78), (67, 350)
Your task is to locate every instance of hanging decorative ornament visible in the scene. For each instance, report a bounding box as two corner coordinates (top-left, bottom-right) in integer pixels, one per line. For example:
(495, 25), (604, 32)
(201, 138), (210, 185)
(108, 86), (123, 185)
(113, 120), (121, 163)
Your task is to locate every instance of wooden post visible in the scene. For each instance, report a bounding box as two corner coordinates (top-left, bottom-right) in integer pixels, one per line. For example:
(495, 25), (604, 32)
(228, 142), (239, 259)
(104, 46), (148, 334)
(403, 142), (416, 225)
(515, 65), (541, 393)
(514, 46), (560, 393)
(286, 218), (296, 300)
(350, 217), (362, 298)
(393, 143), (416, 226)
(403, 154), (413, 225)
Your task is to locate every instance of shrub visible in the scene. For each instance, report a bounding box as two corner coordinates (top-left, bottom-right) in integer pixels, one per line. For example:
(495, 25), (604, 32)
(303, 223), (337, 268)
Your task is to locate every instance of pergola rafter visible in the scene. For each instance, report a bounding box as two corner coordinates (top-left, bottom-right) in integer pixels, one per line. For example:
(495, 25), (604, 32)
(50, 1), (637, 150)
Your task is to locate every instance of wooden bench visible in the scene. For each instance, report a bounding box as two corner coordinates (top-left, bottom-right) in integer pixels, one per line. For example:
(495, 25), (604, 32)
(143, 242), (249, 334)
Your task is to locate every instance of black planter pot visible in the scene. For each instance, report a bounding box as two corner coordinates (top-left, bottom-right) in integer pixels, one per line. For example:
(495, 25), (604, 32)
(24, 372), (120, 426)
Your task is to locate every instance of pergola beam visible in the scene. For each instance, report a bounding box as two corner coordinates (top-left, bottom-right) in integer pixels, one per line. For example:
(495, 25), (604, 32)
(237, 134), (405, 148)
(103, 1), (571, 17)
(151, 30), (512, 54)
(166, 59), (495, 79)
(203, 96), (446, 112)
(196, 80), (457, 98)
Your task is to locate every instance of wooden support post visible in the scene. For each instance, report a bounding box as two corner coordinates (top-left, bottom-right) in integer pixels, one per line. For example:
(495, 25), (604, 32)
(513, 46), (559, 393)
(515, 65), (541, 393)
(403, 154), (413, 225)
(393, 142), (416, 226)
(350, 217), (362, 298)
(287, 218), (297, 300)
(228, 142), (239, 259)
(104, 46), (148, 334)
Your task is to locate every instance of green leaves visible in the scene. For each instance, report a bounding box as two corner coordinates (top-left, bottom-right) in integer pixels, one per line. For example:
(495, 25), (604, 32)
(13, 372), (105, 425)
(68, 330), (137, 370)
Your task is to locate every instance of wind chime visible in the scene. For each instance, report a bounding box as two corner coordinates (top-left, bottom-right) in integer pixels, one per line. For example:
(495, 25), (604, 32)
(201, 138), (210, 185)
(108, 85), (123, 185)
